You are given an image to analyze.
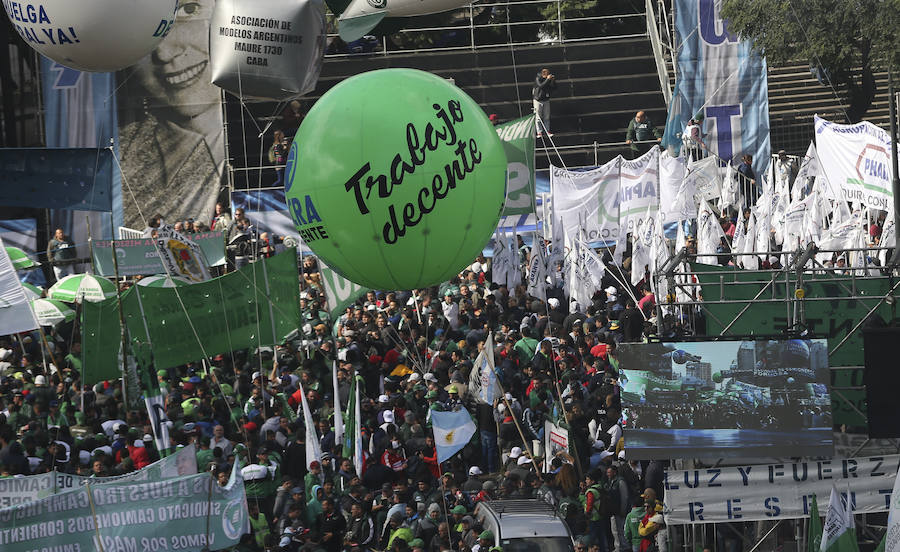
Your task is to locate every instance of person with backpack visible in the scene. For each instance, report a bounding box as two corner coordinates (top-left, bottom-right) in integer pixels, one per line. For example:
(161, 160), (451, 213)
(580, 470), (610, 552)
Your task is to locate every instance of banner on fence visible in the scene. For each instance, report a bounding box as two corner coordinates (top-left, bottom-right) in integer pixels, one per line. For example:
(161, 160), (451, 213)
(550, 159), (620, 243)
(814, 116), (894, 212)
(664, 455), (900, 524)
(92, 232), (226, 277)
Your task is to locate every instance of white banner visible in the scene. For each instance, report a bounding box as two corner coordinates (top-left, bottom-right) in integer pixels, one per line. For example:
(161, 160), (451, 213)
(815, 115), (894, 212)
(154, 227), (211, 283)
(664, 455), (900, 524)
(619, 147), (660, 234)
(543, 420), (569, 472)
(550, 159), (620, 243)
(659, 154), (693, 223)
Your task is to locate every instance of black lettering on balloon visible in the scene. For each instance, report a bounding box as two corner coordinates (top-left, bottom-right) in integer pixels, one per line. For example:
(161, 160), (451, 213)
(349, 99), (486, 245)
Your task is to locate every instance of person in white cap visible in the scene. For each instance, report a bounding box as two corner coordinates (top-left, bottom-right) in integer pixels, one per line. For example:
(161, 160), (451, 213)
(505, 446), (522, 471)
(462, 466), (484, 492)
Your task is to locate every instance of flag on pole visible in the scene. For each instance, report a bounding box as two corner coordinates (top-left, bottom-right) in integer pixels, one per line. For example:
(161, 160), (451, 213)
(431, 409), (476, 464)
(468, 332), (499, 405)
(526, 232), (547, 302)
(884, 464), (900, 552)
(820, 485), (859, 552)
(353, 373), (364, 477)
(808, 494), (823, 552)
(298, 381), (322, 470)
(0, 236), (40, 335)
(332, 360), (344, 447)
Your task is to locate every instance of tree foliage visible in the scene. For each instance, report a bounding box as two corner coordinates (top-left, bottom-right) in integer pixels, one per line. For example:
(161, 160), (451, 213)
(721, 0), (900, 122)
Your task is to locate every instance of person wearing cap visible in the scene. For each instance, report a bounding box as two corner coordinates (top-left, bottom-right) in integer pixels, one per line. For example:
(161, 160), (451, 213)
(424, 390), (444, 427)
(445, 385), (463, 412)
(460, 465), (484, 492)
(305, 460), (324, 499)
(472, 530), (494, 552)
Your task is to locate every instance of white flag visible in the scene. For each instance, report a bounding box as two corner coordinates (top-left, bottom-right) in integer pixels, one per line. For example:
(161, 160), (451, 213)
(820, 485), (859, 552)
(546, 213), (566, 286)
(732, 210), (746, 262)
(353, 376), (363, 478)
(491, 228), (508, 287)
(792, 142), (819, 202)
(631, 217), (654, 285)
(526, 234), (547, 301)
(741, 210), (759, 270)
(0, 237), (40, 335)
(506, 226), (521, 291)
(332, 360), (344, 447)
(468, 332), (499, 405)
(720, 161), (741, 211)
(696, 200), (725, 265)
(144, 394), (171, 453)
(687, 155), (721, 203)
(297, 381), (322, 469)
(885, 466), (900, 552)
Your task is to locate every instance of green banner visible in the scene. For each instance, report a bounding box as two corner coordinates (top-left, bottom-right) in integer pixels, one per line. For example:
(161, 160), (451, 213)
(0, 464), (247, 552)
(0, 445), (197, 507)
(319, 261), (370, 320)
(83, 251), (301, 375)
(621, 369), (683, 396)
(92, 231), (226, 277)
(690, 262), (897, 428)
(81, 297), (124, 386)
(496, 114), (536, 216)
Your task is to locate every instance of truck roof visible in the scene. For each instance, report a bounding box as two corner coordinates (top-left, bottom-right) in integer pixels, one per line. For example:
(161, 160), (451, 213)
(474, 500), (573, 539)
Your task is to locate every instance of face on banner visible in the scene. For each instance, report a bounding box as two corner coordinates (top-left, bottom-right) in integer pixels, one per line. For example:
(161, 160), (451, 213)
(117, 0), (225, 229)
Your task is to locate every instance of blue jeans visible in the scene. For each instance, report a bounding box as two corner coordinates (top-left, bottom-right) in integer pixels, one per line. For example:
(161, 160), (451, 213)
(480, 430), (498, 473)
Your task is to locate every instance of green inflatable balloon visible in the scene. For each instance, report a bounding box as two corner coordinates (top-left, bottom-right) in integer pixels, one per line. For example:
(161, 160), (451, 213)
(284, 68), (507, 290)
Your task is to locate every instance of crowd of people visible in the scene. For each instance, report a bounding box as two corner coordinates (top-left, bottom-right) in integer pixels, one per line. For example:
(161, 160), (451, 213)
(2, 231), (682, 552)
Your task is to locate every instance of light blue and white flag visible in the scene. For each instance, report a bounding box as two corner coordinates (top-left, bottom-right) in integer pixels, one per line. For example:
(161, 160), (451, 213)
(663, 0), (770, 177)
(431, 409), (477, 464)
(468, 333), (500, 405)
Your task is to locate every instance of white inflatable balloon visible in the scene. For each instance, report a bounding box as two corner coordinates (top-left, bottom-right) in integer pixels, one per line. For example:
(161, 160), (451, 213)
(3, 0), (177, 72)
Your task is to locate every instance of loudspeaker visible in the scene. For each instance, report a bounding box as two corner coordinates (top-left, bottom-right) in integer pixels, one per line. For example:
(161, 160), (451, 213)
(863, 328), (900, 438)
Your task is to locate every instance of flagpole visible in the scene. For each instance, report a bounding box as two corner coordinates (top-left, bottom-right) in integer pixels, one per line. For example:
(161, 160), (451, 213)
(110, 235), (129, 410)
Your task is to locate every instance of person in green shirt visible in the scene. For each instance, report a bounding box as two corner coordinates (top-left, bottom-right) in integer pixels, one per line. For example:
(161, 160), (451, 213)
(624, 110), (662, 159)
(513, 328), (539, 367)
(46, 400), (68, 427)
(623, 497), (645, 552)
(195, 436), (215, 471)
(64, 342), (82, 376)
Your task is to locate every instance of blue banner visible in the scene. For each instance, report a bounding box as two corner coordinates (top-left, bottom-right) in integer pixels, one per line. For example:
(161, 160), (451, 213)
(662, 0), (770, 176)
(0, 148), (113, 211)
(40, 57), (120, 238)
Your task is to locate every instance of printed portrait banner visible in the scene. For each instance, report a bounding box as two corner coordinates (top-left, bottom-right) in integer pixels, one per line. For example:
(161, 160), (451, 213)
(664, 455), (900, 524)
(619, 147), (660, 233)
(91, 231), (226, 277)
(496, 115), (537, 216)
(116, 0), (225, 229)
(0, 148), (114, 211)
(814, 116), (894, 212)
(0, 445), (197, 508)
(550, 158), (620, 243)
(155, 227), (212, 282)
(663, 0), (771, 177)
(0, 466), (247, 552)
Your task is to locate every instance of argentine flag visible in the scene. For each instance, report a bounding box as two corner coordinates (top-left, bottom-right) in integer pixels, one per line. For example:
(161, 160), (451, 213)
(431, 409), (477, 464)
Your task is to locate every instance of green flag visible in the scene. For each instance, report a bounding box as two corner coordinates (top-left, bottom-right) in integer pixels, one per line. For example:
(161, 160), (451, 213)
(495, 114), (536, 215)
(874, 534), (885, 552)
(821, 485), (859, 552)
(808, 494), (823, 552)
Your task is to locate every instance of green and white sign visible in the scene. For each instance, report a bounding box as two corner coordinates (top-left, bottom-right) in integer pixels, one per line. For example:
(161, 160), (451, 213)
(0, 463), (247, 552)
(0, 445), (197, 508)
(496, 114), (536, 216)
(92, 232), (226, 277)
(319, 260), (370, 320)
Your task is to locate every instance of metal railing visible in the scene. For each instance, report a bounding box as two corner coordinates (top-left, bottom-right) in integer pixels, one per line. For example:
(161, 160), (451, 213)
(645, 0), (672, 104)
(322, 0), (647, 57)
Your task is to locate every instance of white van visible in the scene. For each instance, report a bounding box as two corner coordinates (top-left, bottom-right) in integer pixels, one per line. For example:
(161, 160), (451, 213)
(473, 499), (576, 552)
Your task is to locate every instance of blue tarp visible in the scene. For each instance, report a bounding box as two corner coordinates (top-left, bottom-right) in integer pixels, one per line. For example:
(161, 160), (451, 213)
(0, 148), (114, 211)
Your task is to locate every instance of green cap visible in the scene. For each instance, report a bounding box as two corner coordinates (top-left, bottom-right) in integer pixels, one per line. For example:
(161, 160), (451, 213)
(409, 539), (425, 549)
(479, 530), (494, 541)
(489, 548), (503, 552)
(451, 505), (467, 515)
(426, 390), (438, 399)
(448, 385), (459, 394)
(157, 369), (167, 377)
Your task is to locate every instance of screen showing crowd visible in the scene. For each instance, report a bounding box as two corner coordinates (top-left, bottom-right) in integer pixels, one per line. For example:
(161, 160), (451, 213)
(619, 340), (833, 459)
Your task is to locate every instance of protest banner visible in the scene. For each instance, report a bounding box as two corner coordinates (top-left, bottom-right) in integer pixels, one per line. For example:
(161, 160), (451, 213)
(496, 115), (537, 216)
(0, 444), (197, 508)
(319, 260), (370, 320)
(664, 455), (900, 524)
(550, 159), (620, 243)
(544, 420), (569, 472)
(0, 463), (247, 552)
(92, 231), (226, 277)
(619, 147), (659, 234)
(815, 116), (894, 212)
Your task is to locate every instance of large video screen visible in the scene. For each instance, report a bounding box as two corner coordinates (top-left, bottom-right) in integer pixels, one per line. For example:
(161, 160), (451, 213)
(619, 340), (833, 459)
